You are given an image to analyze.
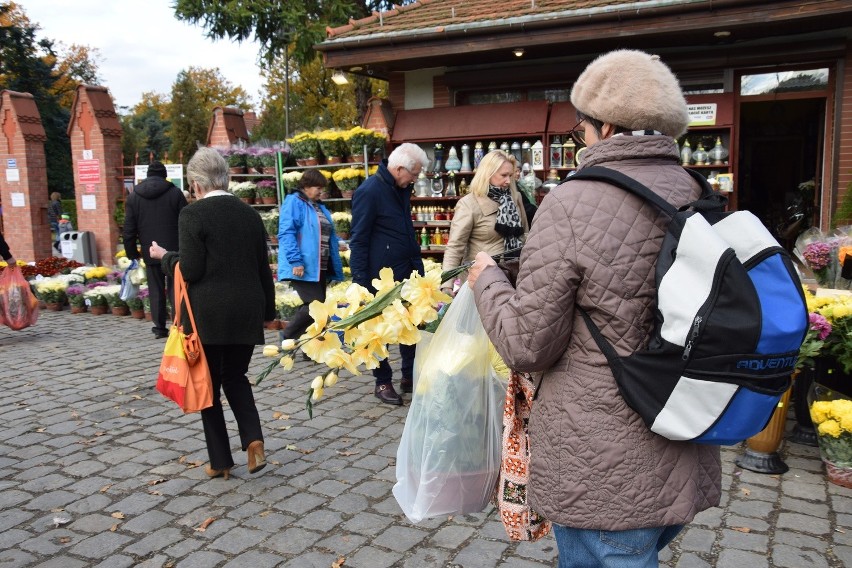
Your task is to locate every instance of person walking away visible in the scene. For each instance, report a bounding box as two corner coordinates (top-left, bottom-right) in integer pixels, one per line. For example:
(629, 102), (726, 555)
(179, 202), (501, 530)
(441, 150), (528, 295)
(123, 161), (187, 338)
(149, 147), (275, 479)
(349, 143), (429, 405)
(48, 192), (62, 252)
(277, 169), (344, 342)
(467, 50), (721, 567)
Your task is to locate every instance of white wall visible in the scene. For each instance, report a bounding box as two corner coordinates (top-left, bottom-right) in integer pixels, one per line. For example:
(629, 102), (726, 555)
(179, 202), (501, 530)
(404, 68), (444, 110)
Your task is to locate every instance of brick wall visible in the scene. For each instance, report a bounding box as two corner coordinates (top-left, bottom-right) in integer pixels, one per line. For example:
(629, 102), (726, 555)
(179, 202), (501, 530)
(836, 45), (852, 225)
(433, 74), (451, 108)
(388, 72), (405, 112)
(0, 90), (51, 262)
(68, 86), (123, 265)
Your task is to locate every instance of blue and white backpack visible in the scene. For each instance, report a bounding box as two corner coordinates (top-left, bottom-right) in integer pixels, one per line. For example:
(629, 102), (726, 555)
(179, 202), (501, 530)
(572, 167), (808, 445)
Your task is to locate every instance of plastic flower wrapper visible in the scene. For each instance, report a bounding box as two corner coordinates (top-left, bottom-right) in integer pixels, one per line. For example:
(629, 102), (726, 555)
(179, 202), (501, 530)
(806, 287), (852, 373)
(809, 383), (852, 486)
(256, 247), (523, 418)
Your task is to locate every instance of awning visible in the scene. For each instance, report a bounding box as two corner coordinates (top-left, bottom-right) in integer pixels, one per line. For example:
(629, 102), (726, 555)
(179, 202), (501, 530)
(548, 102), (580, 135)
(391, 100), (549, 144)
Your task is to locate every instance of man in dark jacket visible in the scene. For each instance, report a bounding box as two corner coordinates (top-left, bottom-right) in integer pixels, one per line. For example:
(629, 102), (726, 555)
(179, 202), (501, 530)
(350, 143), (429, 405)
(123, 161), (187, 338)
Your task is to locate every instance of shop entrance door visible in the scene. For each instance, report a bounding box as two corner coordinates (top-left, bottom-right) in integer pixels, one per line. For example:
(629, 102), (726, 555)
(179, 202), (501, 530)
(736, 98), (825, 250)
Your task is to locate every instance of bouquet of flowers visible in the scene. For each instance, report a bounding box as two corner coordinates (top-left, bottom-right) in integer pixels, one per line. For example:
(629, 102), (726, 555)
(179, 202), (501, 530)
(795, 227), (852, 289)
(810, 383), (852, 487)
(805, 287), (852, 372)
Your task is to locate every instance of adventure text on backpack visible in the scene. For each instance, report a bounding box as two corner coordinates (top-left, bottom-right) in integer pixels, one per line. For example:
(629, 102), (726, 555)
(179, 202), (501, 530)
(572, 166), (808, 445)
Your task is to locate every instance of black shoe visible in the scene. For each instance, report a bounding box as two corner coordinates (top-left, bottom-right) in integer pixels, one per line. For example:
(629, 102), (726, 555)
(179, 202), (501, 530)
(152, 327), (169, 339)
(400, 377), (413, 394)
(374, 383), (403, 405)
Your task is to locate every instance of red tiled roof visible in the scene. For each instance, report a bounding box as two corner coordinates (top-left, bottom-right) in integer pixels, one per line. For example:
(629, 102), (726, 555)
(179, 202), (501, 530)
(3, 91), (47, 143)
(326, 0), (695, 41)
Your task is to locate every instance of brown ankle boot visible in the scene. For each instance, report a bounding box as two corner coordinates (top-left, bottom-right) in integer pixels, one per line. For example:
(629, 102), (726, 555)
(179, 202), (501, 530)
(247, 440), (266, 474)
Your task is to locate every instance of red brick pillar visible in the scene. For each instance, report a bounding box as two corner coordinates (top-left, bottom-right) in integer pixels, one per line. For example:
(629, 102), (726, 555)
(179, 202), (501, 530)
(206, 106), (249, 148)
(67, 85), (123, 265)
(362, 98), (395, 154)
(0, 90), (50, 262)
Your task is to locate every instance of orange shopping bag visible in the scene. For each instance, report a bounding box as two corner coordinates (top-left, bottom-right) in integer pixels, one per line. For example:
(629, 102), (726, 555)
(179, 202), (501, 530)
(155, 263), (212, 413)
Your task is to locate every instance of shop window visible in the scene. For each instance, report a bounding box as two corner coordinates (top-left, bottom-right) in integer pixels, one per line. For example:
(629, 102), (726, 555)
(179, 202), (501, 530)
(465, 91), (524, 105)
(528, 88), (571, 102)
(740, 68), (829, 96)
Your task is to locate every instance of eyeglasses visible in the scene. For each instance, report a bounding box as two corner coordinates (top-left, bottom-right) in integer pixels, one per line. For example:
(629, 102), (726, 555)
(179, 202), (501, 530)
(569, 119), (586, 147)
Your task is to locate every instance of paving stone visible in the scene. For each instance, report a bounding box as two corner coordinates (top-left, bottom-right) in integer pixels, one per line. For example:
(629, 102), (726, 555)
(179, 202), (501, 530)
(724, 514), (770, 532)
(772, 544), (829, 568)
(65, 493), (113, 515)
(280, 551), (342, 568)
(313, 532), (369, 556)
(431, 525), (476, 549)
(121, 509), (175, 534)
(122, 527), (185, 556)
(673, 553), (713, 567)
(208, 526), (267, 554)
(715, 548), (769, 568)
(0, 548), (37, 567)
(401, 547), (452, 568)
(68, 531), (133, 559)
(175, 551), (227, 568)
(372, 524), (430, 552)
(0, 528), (32, 549)
(678, 527), (716, 553)
(264, 526), (322, 555)
(94, 555), (144, 568)
(720, 528), (769, 551)
(451, 538), (510, 568)
(276, 492), (327, 515)
(776, 512), (831, 535)
(347, 545), (403, 568)
(341, 511), (395, 535)
(221, 550), (282, 568)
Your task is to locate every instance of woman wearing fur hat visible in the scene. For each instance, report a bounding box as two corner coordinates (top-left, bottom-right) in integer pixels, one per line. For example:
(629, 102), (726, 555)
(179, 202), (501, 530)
(467, 50), (721, 566)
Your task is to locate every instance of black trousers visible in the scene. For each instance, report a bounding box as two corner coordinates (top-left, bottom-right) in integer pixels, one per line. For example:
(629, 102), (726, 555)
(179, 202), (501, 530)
(201, 344), (263, 470)
(146, 262), (173, 331)
(282, 273), (327, 340)
(374, 343), (416, 386)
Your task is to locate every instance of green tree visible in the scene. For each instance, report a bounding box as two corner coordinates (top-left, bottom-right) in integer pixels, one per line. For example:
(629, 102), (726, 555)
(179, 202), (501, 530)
(173, 0), (402, 126)
(167, 66), (251, 160)
(0, 2), (72, 196)
(120, 105), (171, 165)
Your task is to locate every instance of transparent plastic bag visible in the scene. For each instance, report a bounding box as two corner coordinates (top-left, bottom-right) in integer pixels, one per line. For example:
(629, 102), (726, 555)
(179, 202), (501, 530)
(0, 265), (39, 331)
(119, 260), (139, 301)
(393, 283), (507, 523)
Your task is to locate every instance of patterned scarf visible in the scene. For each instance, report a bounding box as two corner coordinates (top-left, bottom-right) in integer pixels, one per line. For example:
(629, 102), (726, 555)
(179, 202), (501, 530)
(487, 184), (523, 253)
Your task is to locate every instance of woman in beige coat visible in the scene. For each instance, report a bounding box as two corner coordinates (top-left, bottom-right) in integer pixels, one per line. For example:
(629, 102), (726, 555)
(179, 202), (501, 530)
(441, 150), (528, 293)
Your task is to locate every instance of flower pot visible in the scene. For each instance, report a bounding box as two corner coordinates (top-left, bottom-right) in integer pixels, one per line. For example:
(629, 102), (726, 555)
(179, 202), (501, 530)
(70, 305), (87, 314)
(347, 155), (361, 164)
(45, 302), (63, 311)
(90, 305), (108, 315)
(239, 197), (255, 205)
(809, 382), (852, 488)
(265, 320), (281, 330)
(263, 167), (277, 175)
(229, 166), (246, 174)
(304, 157), (319, 166)
(340, 190), (355, 199)
(260, 196), (277, 204)
(735, 385), (793, 474)
(111, 306), (129, 316)
(131, 309), (146, 320)
(296, 159), (307, 167)
(326, 156), (342, 165)
(144, 311), (153, 321)
(38, 300), (47, 310)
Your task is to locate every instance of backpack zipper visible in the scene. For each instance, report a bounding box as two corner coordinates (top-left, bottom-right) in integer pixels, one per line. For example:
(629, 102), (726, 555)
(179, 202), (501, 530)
(682, 315), (702, 360)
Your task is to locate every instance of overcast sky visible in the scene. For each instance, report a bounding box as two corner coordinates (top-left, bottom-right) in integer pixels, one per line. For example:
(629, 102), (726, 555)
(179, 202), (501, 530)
(20, 0), (266, 111)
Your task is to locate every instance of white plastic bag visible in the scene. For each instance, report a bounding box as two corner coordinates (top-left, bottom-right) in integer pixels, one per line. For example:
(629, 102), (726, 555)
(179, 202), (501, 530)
(119, 260), (139, 301)
(393, 283), (507, 523)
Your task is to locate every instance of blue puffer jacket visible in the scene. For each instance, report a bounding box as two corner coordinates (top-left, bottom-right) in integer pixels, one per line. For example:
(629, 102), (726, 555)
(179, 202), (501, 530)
(349, 162), (423, 290)
(277, 191), (344, 283)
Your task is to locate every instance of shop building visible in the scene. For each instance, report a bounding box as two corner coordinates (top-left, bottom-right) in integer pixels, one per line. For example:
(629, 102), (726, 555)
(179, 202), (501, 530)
(317, 0), (852, 242)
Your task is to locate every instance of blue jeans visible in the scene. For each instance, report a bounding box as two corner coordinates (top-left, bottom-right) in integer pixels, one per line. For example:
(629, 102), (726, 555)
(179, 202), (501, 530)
(553, 523), (683, 568)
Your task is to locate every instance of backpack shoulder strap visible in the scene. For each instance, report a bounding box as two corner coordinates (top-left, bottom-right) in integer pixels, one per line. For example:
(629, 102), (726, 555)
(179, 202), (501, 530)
(568, 166), (677, 217)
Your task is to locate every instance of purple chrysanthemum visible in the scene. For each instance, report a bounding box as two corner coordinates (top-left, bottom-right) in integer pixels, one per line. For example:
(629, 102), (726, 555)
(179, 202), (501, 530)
(809, 312), (832, 340)
(803, 242), (832, 271)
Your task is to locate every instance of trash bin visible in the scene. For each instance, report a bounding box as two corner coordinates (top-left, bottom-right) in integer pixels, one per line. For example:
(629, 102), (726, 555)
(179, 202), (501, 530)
(60, 231), (98, 265)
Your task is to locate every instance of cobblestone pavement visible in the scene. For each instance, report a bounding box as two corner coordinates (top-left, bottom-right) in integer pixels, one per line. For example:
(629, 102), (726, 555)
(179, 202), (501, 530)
(1, 310), (851, 568)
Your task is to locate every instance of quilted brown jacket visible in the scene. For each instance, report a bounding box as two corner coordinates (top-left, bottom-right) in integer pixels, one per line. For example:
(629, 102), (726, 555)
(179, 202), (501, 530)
(473, 134), (721, 530)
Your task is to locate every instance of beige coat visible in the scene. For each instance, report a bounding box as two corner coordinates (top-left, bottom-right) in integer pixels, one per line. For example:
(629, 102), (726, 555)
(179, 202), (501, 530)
(441, 190), (528, 284)
(473, 134), (721, 530)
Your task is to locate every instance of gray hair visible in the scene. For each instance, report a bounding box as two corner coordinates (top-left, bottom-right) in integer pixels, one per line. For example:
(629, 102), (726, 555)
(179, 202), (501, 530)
(387, 143), (429, 172)
(187, 147), (229, 193)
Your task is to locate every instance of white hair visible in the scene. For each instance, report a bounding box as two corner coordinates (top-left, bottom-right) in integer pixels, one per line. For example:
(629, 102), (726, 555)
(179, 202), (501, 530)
(187, 147), (229, 193)
(387, 143), (429, 172)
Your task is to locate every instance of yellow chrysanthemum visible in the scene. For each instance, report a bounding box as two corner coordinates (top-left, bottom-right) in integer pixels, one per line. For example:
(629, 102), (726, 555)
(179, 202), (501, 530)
(811, 401), (832, 424)
(372, 267), (398, 297)
(839, 411), (852, 434)
(818, 419), (842, 438)
(829, 399), (852, 420)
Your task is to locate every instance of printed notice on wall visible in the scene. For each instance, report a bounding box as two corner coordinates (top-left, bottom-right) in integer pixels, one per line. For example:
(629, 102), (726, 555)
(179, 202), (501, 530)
(6, 168), (20, 182)
(82, 194), (97, 210)
(687, 103), (717, 126)
(10, 192), (25, 207)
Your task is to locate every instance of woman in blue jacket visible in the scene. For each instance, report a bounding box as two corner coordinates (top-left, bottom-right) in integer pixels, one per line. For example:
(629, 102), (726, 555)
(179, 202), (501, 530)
(277, 169), (344, 341)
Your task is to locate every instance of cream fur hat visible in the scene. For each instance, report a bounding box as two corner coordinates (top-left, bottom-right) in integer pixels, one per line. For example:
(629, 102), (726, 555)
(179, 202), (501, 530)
(570, 49), (689, 138)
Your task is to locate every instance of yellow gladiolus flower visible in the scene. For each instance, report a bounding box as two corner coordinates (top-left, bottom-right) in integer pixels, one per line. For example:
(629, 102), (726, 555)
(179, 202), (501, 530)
(263, 345), (280, 357)
(311, 376), (324, 390)
(372, 267), (398, 297)
(350, 344), (383, 369)
(323, 349), (360, 376)
(279, 356), (294, 370)
(312, 385), (324, 401)
(301, 331), (342, 363)
(281, 339), (297, 351)
(324, 371), (339, 387)
(304, 298), (338, 336)
(383, 299), (420, 345)
(400, 269), (451, 311)
(818, 419), (842, 438)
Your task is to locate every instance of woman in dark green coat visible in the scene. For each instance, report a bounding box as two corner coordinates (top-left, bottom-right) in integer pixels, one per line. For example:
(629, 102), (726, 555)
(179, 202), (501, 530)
(150, 147), (276, 480)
